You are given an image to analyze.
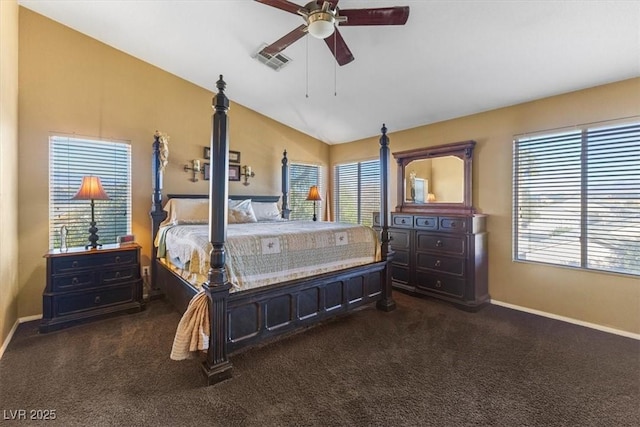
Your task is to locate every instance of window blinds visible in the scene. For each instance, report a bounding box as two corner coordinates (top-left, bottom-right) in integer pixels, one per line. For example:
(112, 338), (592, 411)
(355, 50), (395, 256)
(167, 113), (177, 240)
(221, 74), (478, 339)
(49, 136), (132, 249)
(289, 163), (321, 221)
(513, 122), (640, 276)
(334, 159), (380, 227)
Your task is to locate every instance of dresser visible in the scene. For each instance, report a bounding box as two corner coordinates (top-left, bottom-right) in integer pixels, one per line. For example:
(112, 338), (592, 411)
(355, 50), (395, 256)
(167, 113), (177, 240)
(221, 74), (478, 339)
(40, 243), (144, 333)
(374, 212), (488, 309)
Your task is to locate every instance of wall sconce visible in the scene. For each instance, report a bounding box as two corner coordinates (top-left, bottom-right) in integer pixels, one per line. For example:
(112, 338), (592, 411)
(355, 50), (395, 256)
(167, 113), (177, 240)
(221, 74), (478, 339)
(240, 165), (255, 186)
(184, 159), (201, 182)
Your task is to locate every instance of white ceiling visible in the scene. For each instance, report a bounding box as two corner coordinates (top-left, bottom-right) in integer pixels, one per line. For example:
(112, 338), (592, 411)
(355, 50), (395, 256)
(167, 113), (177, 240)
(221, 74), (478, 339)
(18, 0), (640, 144)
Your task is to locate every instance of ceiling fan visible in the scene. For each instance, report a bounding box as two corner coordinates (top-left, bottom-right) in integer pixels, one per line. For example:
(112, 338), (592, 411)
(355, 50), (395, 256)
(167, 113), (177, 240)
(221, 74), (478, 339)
(255, 0), (410, 66)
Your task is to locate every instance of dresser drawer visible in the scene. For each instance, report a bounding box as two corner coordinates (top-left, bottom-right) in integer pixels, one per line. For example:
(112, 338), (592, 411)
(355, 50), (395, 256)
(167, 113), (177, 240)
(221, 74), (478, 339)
(438, 216), (468, 233)
(52, 271), (96, 292)
(55, 285), (135, 316)
(416, 232), (466, 256)
(416, 253), (465, 277)
(373, 212), (381, 226)
(392, 214), (413, 228)
(392, 249), (410, 266)
(414, 216), (437, 230)
(415, 272), (465, 298)
(391, 265), (410, 285)
(389, 230), (411, 250)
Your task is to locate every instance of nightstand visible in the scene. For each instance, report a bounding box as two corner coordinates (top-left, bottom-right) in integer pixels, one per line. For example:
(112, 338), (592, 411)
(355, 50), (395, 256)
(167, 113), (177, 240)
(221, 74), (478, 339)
(40, 243), (144, 333)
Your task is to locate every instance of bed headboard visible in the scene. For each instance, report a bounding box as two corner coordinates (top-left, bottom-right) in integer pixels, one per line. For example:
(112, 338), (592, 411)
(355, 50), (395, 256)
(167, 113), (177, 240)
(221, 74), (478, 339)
(166, 194), (280, 203)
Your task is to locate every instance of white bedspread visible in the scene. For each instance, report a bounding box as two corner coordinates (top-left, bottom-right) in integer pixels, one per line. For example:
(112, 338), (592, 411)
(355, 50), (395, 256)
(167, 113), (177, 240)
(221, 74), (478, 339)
(156, 220), (381, 293)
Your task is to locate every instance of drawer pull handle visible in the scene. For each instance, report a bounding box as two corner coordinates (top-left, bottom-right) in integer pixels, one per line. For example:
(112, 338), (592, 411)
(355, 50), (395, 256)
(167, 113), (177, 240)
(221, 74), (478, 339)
(436, 240), (443, 247)
(72, 261), (78, 268)
(435, 260), (441, 267)
(450, 222), (457, 228)
(94, 296), (101, 304)
(72, 277), (79, 285)
(401, 219), (406, 224)
(435, 280), (442, 288)
(115, 256), (121, 263)
(115, 272), (121, 278)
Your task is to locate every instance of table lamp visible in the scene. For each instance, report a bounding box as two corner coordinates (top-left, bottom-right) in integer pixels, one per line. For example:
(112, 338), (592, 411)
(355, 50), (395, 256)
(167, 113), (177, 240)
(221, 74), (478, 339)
(72, 176), (110, 249)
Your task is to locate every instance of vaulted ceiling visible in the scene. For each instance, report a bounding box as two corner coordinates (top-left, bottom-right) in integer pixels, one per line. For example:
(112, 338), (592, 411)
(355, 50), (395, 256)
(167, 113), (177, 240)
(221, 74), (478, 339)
(18, 0), (640, 144)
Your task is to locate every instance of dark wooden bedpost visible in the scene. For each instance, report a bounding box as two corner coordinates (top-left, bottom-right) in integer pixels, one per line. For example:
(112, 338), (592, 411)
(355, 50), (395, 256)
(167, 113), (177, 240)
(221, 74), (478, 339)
(281, 150), (291, 220)
(376, 124), (396, 312)
(150, 132), (167, 298)
(201, 75), (233, 385)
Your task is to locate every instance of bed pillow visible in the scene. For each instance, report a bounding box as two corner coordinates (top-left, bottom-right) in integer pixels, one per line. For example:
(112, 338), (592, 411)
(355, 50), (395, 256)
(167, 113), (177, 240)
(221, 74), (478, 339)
(163, 198), (209, 225)
(228, 199), (257, 224)
(252, 201), (283, 222)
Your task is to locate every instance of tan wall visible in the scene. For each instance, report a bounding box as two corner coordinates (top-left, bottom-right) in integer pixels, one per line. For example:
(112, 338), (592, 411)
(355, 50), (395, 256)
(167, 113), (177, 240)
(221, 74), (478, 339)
(17, 9), (328, 318)
(331, 77), (640, 335)
(0, 0), (20, 351)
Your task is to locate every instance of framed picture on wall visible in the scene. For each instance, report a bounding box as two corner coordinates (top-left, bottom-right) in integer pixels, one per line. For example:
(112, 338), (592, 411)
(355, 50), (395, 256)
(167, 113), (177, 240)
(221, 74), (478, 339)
(229, 164), (241, 181)
(203, 163), (210, 181)
(229, 150), (241, 164)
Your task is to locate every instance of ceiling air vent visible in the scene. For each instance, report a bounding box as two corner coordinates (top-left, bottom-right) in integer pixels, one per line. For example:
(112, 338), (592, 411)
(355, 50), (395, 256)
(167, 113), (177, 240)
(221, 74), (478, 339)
(253, 44), (292, 71)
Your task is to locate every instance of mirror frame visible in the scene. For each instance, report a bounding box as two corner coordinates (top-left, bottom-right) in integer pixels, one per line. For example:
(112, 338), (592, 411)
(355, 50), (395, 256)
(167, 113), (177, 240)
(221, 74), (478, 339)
(393, 140), (476, 214)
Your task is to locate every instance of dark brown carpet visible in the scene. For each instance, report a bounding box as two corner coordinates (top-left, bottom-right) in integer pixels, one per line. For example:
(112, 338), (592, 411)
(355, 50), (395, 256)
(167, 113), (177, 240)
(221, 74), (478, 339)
(1, 292), (638, 426)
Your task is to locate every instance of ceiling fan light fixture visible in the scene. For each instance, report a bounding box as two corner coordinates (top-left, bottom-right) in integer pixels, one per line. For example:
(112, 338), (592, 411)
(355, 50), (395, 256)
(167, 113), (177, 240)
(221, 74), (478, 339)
(307, 12), (335, 39)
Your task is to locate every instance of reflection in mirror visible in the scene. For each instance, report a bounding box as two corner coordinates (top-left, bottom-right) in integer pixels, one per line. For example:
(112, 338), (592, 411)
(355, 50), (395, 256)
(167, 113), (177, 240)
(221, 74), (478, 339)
(405, 156), (464, 204)
(393, 140), (475, 214)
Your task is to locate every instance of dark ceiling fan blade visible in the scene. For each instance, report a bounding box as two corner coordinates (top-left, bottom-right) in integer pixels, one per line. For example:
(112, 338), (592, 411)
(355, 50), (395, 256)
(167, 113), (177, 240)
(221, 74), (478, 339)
(338, 6), (410, 26)
(324, 27), (354, 66)
(255, 0), (302, 15)
(261, 24), (307, 56)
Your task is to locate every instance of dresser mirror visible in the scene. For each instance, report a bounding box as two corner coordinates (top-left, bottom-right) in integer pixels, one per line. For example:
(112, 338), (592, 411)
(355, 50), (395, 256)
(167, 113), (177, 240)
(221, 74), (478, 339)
(393, 140), (476, 214)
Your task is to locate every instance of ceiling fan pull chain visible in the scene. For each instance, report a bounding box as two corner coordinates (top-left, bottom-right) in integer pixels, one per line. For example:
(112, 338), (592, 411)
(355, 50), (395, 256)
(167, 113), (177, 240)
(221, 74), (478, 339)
(334, 31), (337, 96)
(306, 33), (310, 98)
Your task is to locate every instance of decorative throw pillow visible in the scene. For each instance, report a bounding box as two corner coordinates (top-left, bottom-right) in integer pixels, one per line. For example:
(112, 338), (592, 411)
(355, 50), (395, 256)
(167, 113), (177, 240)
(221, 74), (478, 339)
(228, 199), (257, 224)
(252, 201), (283, 221)
(162, 198), (209, 226)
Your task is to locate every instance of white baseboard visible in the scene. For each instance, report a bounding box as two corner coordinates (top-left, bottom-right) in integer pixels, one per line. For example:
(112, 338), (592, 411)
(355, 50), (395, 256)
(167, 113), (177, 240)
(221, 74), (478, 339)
(491, 299), (640, 340)
(0, 314), (43, 360)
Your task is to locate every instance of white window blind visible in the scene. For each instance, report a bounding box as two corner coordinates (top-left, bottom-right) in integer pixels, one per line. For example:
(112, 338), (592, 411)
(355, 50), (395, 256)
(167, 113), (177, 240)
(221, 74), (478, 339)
(289, 163), (321, 221)
(513, 122), (640, 276)
(334, 159), (380, 227)
(49, 136), (132, 249)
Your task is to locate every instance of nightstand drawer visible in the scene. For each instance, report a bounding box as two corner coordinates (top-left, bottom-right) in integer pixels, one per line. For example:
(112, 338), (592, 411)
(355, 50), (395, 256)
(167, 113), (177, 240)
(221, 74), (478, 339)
(51, 250), (137, 274)
(56, 285), (135, 316)
(99, 266), (138, 286)
(415, 273), (465, 298)
(416, 253), (465, 277)
(52, 271), (96, 292)
(416, 233), (466, 256)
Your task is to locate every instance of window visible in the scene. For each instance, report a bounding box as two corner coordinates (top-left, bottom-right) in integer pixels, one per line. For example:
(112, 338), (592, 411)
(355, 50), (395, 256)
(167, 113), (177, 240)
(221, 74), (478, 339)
(334, 160), (380, 227)
(49, 136), (132, 249)
(513, 122), (640, 276)
(289, 163), (322, 221)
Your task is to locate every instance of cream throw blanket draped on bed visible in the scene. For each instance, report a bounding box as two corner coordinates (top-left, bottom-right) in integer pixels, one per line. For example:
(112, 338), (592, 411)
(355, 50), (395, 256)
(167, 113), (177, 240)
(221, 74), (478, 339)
(170, 291), (209, 360)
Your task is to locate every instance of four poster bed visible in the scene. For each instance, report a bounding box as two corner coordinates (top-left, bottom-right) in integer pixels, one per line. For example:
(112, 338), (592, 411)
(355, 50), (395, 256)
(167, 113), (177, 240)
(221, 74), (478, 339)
(150, 76), (395, 385)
